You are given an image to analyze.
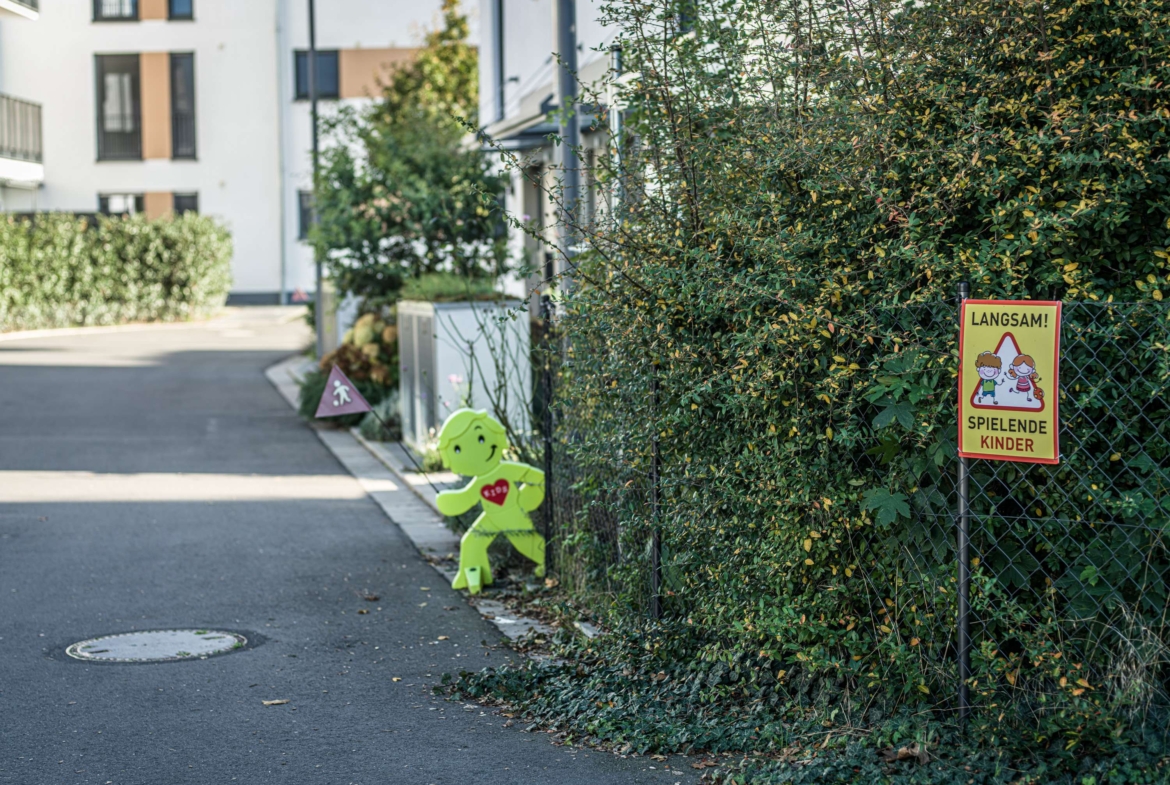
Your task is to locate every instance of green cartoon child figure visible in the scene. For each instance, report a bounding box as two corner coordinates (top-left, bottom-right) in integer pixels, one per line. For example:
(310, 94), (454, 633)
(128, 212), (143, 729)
(435, 409), (546, 594)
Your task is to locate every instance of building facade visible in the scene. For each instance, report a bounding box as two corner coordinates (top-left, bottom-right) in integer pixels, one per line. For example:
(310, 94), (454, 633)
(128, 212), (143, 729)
(0, 0), (442, 302)
(0, 0), (42, 195)
(475, 0), (612, 299)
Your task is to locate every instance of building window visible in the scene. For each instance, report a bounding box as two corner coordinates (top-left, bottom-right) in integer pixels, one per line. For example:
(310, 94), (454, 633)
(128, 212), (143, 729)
(95, 54), (141, 160)
(170, 53), (196, 159)
(99, 193), (145, 215)
(294, 51), (340, 100)
(168, 0), (193, 20)
(173, 193), (199, 215)
(298, 190), (314, 240)
(94, 0), (138, 21)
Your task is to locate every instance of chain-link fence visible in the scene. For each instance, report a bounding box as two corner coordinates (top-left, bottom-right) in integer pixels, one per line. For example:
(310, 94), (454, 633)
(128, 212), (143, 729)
(536, 292), (1169, 718)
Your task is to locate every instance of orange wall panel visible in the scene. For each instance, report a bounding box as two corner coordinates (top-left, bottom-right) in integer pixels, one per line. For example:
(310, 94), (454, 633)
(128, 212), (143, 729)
(140, 52), (172, 160)
(339, 48), (418, 99)
(144, 192), (174, 220)
(141, 0), (167, 20)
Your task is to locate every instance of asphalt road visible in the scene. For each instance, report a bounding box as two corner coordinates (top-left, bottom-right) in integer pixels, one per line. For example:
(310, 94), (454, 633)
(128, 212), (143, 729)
(0, 309), (696, 785)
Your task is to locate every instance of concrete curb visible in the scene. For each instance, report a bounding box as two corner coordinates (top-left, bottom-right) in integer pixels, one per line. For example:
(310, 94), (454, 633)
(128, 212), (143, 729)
(264, 354), (553, 641)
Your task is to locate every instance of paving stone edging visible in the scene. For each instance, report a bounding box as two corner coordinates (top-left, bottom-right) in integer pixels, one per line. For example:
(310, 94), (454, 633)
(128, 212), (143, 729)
(264, 354), (553, 642)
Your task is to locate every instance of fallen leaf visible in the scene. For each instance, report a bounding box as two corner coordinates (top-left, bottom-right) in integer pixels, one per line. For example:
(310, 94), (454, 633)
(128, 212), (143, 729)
(691, 759), (718, 769)
(419, 603), (428, 607)
(392, 677), (402, 682)
(420, 587), (431, 591)
(357, 609), (369, 615)
(262, 699), (289, 707)
(437, 636), (449, 641)
(878, 743), (928, 764)
(363, 594), (380, 602)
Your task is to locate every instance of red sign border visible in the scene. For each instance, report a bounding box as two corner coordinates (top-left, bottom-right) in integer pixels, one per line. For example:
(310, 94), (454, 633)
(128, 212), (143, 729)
(967, 330), (1046, 414)
(958, 299), (1062, 465)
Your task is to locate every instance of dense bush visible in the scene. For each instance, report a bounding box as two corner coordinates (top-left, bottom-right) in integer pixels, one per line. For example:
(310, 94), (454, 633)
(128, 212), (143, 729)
(0, 213), (232, 332)
(460, 0), (1170, 772)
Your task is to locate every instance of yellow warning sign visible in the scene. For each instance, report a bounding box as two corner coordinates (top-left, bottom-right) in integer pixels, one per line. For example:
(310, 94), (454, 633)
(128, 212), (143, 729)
(958, 300), (1061, 464)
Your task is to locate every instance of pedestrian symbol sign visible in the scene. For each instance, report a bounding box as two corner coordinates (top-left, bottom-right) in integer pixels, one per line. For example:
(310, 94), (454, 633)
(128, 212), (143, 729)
(958, 300), (1061, 464)
(314, 365), (373, 419)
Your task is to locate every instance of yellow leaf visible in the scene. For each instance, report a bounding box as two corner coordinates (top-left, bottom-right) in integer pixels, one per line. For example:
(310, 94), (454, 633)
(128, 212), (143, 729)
(880, 625), (892, 634)
(833, 355), (846, 363)
(825, 427), (834, 440)
(804, 558), (814, 566)
(691, 403), (698, 410)
(846, 621), (856, 631)
(918, 684), (930, 694)
(844, 568), (853, 577)
(1155, 290), (1164, 301)
(910, 637), (920, 646)
(1076, 678), (1091, 689)
(1110, 453), (1120, 461)
(803, 539), (813, 552)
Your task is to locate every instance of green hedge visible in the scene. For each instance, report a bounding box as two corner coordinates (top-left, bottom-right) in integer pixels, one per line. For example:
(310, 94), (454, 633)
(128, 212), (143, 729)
(0, 213), (232, 332)
(459, 0), (1170, 774)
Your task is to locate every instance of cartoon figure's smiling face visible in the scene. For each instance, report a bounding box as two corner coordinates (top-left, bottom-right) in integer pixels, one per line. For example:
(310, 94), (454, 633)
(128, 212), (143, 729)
(438, 409), (507, 476)
(1016, 361), (1034, 377)
(978, 365), (1000, 380)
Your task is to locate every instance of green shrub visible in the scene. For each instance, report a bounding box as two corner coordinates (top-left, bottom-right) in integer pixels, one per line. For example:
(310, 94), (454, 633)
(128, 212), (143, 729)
(0, 213), (232, 332)
(359, 393), (403, 442)
(399, 272), (500, 303)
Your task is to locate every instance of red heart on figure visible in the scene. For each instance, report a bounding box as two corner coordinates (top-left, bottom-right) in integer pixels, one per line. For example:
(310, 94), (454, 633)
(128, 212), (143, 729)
(480, 479), (510, 506)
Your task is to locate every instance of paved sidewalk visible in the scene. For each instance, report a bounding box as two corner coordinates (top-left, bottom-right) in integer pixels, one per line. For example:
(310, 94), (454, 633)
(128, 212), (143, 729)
(0, 309), (697, 785)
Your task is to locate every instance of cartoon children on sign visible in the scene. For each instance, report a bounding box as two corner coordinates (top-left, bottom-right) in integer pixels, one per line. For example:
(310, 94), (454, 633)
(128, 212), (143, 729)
(1008, 354), (1044, 403)
(970, 333), (1044, 412)
(435, 409), (546, 595)
(974, 352), (1005, 404)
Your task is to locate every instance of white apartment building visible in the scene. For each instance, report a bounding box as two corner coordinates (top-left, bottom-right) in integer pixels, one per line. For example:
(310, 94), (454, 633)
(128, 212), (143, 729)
(0, 0), (42, 193)
(475, 0), (612, 293)
(0, 0), (444, 303)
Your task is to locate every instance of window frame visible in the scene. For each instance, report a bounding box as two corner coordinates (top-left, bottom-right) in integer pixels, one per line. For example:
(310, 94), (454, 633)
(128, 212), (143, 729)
(93, 0), (139, 22)
(95, 53), (142, 161)
(168, 0), (193, 20)
(297, 190), (314, 240)
(170, 52), (197, 160)
(173, 193), (199, 215)
(98, 193), (145, 216)
(293, 50), (340, 101)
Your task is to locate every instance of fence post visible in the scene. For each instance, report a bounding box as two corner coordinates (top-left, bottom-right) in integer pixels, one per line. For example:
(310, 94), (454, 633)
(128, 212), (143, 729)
(541, 294), (555, 576)
(956, 281), (972, 726)
(650, 360), (662, 620)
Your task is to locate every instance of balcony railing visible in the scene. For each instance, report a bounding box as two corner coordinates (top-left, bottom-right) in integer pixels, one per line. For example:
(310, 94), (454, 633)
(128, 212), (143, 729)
(0, 94), (42, 163)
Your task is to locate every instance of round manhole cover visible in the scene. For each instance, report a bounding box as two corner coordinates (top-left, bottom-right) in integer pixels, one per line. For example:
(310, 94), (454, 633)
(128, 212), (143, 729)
(66, 630), (247, 663)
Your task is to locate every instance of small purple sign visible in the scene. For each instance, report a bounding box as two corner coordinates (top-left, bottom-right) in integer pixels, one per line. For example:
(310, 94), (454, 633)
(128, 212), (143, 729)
(314, 366), (373, 419)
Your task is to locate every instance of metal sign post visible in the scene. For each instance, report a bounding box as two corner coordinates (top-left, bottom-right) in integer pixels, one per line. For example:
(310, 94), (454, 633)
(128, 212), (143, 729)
(956, 281), (972, 726)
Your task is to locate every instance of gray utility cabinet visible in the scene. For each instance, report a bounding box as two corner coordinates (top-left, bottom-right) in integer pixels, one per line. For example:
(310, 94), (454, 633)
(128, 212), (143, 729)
(397, 300), (531, 450)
